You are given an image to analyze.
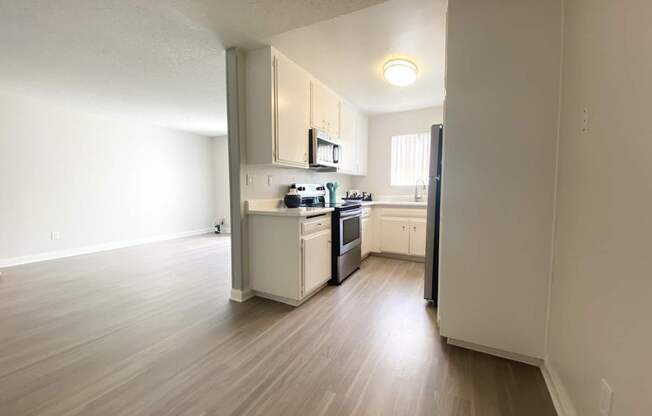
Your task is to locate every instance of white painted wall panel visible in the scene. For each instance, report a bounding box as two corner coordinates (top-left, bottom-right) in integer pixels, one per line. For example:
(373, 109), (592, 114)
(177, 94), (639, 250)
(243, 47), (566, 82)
(548, 1), (652, 414)
(440, 0), (562, 359)
(0, 92), (215, 262)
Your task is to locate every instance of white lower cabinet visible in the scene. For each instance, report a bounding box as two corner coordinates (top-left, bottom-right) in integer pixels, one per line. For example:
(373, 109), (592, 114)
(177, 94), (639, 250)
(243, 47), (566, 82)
(248, 214), (332, 306)
(302, 229), (332, 296)
(408, 218), (427, 257)
(361, 217), (372, 258)
(379, 217), (411, 255)
(378, 209), (427, 257)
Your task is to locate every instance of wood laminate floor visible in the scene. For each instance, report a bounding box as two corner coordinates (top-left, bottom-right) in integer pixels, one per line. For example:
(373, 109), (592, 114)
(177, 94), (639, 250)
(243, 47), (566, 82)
(0, 235), (556, 416)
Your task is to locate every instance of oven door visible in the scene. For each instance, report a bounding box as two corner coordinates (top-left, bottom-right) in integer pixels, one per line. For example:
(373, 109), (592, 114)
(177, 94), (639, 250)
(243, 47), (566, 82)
(339, 209), (362, 254)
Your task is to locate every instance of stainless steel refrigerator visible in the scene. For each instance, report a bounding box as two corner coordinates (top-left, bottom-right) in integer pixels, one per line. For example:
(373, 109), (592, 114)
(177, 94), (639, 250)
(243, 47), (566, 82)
(424, 124), (443, 304)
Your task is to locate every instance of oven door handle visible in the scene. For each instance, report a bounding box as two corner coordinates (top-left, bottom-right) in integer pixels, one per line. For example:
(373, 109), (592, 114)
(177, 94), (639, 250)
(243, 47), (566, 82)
(339, 209), (362, 218)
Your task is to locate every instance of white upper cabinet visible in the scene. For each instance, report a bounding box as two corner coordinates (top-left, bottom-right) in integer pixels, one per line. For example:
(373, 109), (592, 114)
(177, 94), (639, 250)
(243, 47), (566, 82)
(245, 45), (366, 175)
(356, 111), (369, 176)
(310, 80), (341, 137)
(338, 100), (368, 176)
(245, 46), (310, 168)
(338, 100), (357, 174)
(274, 53), (310, 167)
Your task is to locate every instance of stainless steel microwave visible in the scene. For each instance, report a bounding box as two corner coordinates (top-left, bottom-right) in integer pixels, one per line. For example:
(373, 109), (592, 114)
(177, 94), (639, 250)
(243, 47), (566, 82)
(309, 128), (340, 171)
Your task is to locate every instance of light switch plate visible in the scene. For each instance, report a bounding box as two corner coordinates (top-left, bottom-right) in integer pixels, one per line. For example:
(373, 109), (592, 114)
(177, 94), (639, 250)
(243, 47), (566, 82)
(599, 378), (613, 416)
(267, 175), (273, 186)
(51, 231), (61, 241)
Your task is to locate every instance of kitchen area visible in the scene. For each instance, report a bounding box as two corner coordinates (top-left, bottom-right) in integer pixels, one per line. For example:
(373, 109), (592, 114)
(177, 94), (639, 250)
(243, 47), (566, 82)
(241, 45), (441, 307)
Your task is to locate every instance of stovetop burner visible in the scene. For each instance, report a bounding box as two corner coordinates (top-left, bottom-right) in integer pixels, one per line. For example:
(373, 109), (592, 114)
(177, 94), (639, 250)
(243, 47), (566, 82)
(301, 200), (361, 210)
(330, 201), (362, 211)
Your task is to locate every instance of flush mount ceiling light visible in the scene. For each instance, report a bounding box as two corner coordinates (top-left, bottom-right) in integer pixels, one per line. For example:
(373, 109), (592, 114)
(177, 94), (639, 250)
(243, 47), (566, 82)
(383, 58), (418, 86)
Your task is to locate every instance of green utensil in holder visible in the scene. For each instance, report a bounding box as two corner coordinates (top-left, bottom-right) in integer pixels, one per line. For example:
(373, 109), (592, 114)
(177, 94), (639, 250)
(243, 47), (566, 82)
(326, 182), (338, 205)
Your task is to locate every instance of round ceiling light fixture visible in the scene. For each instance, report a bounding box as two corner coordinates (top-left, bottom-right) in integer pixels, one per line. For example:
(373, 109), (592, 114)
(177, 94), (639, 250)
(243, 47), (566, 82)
(383, 58), (418, 86)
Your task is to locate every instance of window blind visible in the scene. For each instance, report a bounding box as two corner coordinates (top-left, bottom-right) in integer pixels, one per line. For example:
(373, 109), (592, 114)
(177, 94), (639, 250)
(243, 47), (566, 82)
(390, 132), (431, 186)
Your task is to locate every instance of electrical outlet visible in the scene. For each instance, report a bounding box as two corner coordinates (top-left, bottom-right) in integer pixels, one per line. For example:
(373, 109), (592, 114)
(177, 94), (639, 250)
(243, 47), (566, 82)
(51, 231), (61, 241)
(246, 174), (256, 186)
(599, 379), (614, 416)
(581, 107), (591, 133)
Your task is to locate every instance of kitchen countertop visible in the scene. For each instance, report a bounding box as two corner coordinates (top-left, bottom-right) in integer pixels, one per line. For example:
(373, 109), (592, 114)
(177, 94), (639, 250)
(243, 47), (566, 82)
(246, 199), (334, 217)
(247, 206), (334, 217)
(246, 198), (427, 216)
(360, 200), (428, 208)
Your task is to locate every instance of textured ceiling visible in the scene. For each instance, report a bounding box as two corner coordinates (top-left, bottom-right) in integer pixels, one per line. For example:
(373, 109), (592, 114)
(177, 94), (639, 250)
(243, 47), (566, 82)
(0, 0), (385, 135)
(269, 0), (447, 115)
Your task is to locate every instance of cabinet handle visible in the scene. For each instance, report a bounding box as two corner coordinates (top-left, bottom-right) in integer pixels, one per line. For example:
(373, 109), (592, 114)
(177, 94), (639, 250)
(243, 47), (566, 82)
(402, 225), (406, 231)
(413, 226), (417, 231)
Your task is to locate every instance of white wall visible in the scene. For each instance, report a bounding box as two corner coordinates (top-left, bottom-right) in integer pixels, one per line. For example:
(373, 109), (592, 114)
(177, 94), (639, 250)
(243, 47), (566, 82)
(352, 106), (443, 196)
(241, 164), (353, 201)
(212, 135), (231, 232)
(547, 1), (652, 415)
(440, 0), (562, 359)
(0, 92), (215, 265)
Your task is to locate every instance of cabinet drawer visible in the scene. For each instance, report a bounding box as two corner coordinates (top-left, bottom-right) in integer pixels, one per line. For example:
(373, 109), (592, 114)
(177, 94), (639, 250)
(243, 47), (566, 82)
(301, 216), (331, 235)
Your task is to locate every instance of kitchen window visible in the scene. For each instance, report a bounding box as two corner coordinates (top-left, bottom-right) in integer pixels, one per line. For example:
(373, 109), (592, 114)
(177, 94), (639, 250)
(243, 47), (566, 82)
(390, 132), (431, 186)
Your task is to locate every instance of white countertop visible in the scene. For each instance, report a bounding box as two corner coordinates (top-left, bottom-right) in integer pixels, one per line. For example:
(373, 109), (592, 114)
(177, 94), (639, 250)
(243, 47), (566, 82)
(246, 199), (334, 217)
(246, 197), (427, 217)
(361, 200), (427, 208)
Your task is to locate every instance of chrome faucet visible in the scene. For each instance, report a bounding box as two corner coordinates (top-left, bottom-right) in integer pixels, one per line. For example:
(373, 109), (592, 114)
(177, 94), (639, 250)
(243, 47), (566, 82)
(414, 178), (427, 202)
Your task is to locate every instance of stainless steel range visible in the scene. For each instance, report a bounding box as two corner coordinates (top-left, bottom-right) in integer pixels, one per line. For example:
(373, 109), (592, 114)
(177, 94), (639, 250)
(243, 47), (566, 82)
(330, 202), (362, 284)
(290, 184), (362, 284)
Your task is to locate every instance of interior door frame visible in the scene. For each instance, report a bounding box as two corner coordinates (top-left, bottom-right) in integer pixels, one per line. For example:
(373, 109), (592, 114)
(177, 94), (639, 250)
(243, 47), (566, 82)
(226, 47), (249, 301)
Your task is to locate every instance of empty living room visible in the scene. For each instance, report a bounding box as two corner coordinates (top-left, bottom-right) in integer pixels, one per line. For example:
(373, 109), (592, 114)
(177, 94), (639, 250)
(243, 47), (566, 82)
(1, 1), (650, 415)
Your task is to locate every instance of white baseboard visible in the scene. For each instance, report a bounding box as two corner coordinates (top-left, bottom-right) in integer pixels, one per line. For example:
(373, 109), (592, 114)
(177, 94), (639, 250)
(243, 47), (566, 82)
(0, 228), (214, 268)
(541, 361), (577, 416)
(447, 338), (543, 367)
(230, 288), (254, 303)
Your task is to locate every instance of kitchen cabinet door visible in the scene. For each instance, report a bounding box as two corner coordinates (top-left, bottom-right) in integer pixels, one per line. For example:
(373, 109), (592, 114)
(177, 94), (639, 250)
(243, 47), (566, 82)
(338, 100), (357, 174)
(409, 218), (427, 257)
(274, 53), (310, 167)
(311, 81), (340, 137)
(355, 111), (369, 176)
(302, 229), (332, 296)
(380, 217), (410, 255)
(361, 217), (371, 258)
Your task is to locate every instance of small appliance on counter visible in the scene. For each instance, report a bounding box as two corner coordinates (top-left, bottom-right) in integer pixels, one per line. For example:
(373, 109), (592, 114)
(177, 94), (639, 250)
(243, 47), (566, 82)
(290, 183), (362, 284)
(326, 181), (338, 205)
(343, 190), (372, 201)
(288, 183), (327, 206)
(284, 188), (301, 208)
